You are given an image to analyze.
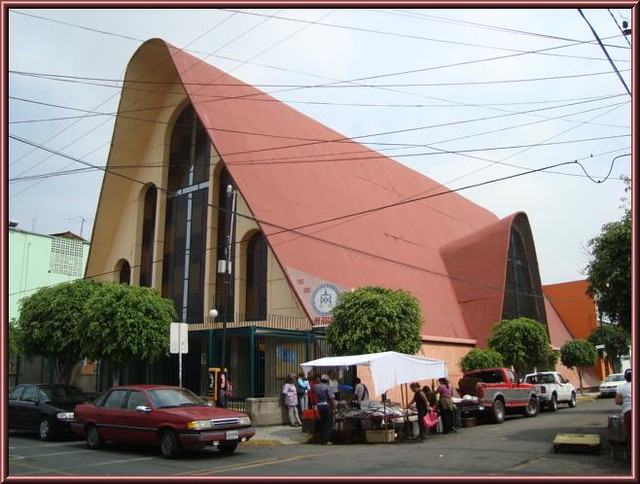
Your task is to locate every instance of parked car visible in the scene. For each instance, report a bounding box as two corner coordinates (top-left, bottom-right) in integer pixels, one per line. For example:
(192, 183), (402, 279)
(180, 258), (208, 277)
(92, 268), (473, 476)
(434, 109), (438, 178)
(524, 371), (577, 411)
(8, 384), (87, 440)
(457, 367), (538, 423)
(599, 373), (626, 397)
(70, 385), (255, 458)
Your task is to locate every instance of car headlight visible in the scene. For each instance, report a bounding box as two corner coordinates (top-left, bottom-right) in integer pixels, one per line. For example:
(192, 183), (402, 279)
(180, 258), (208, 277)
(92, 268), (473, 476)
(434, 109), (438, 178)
(238, 416), (251, 426)
(187, 420), (213, 430)
(57, 412), (75, 421)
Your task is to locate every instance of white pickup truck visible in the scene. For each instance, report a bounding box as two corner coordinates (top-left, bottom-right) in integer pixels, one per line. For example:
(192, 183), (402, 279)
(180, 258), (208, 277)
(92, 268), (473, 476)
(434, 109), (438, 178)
(524, 371), (577, 412)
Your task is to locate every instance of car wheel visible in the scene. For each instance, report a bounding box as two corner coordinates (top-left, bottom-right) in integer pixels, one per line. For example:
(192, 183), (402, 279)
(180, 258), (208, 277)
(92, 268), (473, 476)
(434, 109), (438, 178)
(549, 394), (558, 412)
(159, 430), (181, 459)
(218, 442), (238, 454)
(568, 392), (577, 408)
(39, 418), (52, 441)
(492, 399), (505, 424)
(523, 397), (539, 417)
(86, 424), (104, 449)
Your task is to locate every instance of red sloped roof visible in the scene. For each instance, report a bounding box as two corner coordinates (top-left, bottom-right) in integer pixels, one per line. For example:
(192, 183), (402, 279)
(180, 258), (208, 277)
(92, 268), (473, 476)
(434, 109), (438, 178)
(440, 214), (515, 347)
(148, 39), (519, 340)
(544, 295), (575, 349)
(543, 280), (598, 340)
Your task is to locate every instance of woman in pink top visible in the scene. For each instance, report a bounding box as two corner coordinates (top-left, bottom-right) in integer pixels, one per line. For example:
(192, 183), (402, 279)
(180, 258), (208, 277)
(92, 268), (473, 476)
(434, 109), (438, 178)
(436, 377), (455, 434)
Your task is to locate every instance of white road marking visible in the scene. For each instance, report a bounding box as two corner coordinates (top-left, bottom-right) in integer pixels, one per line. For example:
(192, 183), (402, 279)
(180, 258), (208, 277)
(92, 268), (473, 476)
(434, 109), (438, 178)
(10, 450), (91, 460)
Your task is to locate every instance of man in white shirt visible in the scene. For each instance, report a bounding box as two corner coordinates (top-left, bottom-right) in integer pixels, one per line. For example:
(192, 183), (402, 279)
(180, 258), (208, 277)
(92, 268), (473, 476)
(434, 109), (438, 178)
(615, 368), (632, 457)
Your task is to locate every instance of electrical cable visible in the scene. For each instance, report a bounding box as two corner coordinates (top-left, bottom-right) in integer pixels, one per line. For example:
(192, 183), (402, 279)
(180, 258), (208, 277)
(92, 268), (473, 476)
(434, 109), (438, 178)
(578, 9), (631, 96)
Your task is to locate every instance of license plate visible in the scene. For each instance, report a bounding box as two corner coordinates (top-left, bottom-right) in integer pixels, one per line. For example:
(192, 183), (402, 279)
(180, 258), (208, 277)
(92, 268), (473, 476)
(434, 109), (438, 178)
(226, 430), (239, 440)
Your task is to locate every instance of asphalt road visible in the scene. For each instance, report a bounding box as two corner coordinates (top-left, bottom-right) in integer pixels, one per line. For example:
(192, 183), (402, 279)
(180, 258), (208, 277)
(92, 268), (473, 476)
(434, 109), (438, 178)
(6, 396), (634, 478)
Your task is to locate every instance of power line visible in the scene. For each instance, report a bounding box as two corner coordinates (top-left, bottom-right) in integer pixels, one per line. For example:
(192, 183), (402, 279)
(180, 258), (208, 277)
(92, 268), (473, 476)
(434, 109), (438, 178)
(578, 9), (631, 96)
(8, 151), (628, 303)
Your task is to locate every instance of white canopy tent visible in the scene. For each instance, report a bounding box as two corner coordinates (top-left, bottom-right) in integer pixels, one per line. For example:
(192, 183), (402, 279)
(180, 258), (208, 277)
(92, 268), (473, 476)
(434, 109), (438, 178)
(301, 351), (447, 396)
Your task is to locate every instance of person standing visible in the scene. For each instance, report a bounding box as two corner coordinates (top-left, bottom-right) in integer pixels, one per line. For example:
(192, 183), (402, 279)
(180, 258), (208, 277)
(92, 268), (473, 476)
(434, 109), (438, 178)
(436, 377), (455, 434)
(217, 368), (228, 408)
(408, 382), (430, 439)
(308, 373), (320, 409)
(314, 374), (337, 444)
(615, 368), (632, 457)
(296, 371), (311, 414)
(282, 374), (302, 427)
(354, 377), (370, 408)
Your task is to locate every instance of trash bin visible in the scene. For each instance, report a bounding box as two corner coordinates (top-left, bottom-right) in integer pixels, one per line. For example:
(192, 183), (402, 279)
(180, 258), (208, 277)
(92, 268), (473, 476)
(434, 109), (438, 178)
(608, 414), (627, 460)
(608, 414), (625, 443)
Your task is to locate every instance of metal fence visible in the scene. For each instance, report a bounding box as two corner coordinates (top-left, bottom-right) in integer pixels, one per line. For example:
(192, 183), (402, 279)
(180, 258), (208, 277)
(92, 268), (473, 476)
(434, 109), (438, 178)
(8, 355), (56, 388)
(10, 314), (331, 404)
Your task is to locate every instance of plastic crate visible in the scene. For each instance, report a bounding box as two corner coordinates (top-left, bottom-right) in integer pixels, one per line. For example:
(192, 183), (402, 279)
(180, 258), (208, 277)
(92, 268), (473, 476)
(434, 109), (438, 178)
(365, 429), (395, 443)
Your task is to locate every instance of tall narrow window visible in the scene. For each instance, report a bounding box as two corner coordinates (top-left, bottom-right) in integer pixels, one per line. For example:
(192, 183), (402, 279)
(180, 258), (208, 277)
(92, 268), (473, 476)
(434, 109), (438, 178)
(140, 185), (157, 287)
(162, 105), (210, 322)
(246, 232), (267, 321)
(119, 260), (131, 284)
(503, 217), (546, 323)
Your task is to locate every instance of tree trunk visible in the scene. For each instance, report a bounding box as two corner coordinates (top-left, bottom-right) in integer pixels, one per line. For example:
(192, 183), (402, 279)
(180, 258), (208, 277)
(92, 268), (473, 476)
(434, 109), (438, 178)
(577, 367), (585, 395)
(112, 367), (120, 387)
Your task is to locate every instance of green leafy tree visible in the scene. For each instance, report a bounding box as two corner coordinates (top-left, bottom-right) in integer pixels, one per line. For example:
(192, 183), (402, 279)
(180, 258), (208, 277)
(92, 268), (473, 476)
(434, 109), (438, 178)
(327, 286), (422, 356)
(487, 317), (554, 377)
(585, 210), (631, 333)
(16, 279), (103, 384)
(8, 318), (20, 357)
(587, 324), (630, 373)
(83, 283), (176, 385)
(459, 348), (504, 373)
(560, 339), (597, 394)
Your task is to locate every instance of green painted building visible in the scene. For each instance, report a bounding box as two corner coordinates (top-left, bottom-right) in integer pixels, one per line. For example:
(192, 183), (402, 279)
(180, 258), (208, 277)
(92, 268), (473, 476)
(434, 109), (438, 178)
(8, 223), (90, 322)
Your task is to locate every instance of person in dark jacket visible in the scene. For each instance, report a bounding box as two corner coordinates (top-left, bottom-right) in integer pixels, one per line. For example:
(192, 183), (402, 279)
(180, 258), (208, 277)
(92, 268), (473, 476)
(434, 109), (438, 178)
(313, 374), (336, 445)
(408, 382), (430, 439)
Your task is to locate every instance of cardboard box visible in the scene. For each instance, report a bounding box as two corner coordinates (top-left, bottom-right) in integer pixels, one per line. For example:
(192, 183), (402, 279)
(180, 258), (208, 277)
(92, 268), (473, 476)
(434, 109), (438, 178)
(365, 429), (395, 443)
(462, 417), (476, 428)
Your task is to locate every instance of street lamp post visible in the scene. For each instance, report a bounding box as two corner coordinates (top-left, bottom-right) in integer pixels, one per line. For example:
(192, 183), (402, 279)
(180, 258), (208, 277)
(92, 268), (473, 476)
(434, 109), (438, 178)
(221, 184), (237, 371)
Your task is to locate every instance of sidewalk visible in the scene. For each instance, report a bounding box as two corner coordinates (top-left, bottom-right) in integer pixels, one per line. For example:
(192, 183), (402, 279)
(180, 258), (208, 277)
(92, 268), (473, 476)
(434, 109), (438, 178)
(243, 425), (314, 446)
(245, 395), (602, 446)
(576, 392), (598, 402)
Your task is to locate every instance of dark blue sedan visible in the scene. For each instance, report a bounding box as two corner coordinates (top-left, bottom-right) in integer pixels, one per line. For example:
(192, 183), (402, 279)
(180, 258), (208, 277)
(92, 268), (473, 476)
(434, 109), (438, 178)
(8, 384), (87, 440)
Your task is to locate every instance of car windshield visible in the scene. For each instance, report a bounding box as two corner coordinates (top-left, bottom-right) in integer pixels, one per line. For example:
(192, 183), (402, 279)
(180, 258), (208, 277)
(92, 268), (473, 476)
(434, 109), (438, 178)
(38, 385), (85, 402)
(148, 388), (208, 409)
(605, 374), (624, 382)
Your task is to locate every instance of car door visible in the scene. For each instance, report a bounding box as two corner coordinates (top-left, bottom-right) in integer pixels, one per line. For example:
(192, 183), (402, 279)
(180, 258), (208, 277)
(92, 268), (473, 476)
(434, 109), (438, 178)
(556, 374), (571, 401)
(96, 389), (129, 441)
(121, 390), (156, 445)
(20, 385), (44, 430)
(8, 385), (26, 429)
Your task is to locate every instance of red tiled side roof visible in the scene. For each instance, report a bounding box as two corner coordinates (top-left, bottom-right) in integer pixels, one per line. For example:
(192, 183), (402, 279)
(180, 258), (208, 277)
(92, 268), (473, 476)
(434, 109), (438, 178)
(544, 295), (575, 349)
(543, 280), (598, 340)
(140, 39), (531, 340)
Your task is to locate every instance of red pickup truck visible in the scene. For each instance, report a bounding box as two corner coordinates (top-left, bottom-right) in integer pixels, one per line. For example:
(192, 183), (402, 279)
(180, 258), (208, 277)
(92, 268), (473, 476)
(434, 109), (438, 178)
(456, 367), (539, 423)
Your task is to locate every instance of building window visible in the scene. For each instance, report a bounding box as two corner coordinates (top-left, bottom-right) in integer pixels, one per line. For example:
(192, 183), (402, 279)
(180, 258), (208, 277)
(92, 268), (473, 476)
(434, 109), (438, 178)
(140, 185), (157, 287)
(502, 218), (546, 323)
(246, 232), (267, 321)
(49, 236), (84, 277)
(118, 260), (131, 284)
(162, 105), (210, 322)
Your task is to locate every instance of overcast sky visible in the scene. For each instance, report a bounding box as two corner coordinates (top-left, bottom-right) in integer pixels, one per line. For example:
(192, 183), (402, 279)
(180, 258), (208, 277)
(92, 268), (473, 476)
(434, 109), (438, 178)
(7, 7), (633, 286)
